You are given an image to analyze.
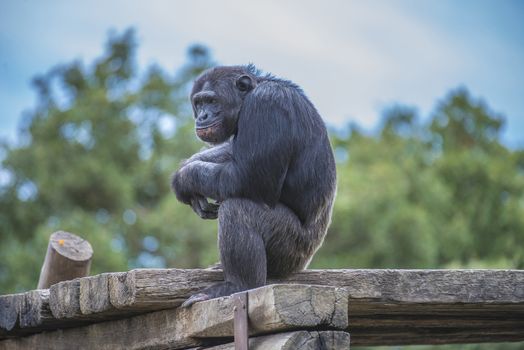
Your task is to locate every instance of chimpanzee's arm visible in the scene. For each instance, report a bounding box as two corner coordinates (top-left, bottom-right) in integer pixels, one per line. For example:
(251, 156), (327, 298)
(182, 141), (232, 166)
(172, 83), (293, 207)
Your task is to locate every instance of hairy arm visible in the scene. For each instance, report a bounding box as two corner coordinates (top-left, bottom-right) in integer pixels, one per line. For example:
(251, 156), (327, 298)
(172, 83), (293, 211)
(171, 142), (231, 219)
(182, 141), (232, 166)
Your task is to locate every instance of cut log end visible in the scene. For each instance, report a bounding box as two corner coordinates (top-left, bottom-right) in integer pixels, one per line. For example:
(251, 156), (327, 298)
(49, 231), (93, 262)
(37, 231), (93, 290)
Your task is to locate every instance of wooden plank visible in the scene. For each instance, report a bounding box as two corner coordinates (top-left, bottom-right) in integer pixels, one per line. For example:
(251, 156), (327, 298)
(0, 293), (22, 337)
(0, 284), (348, 350)
(49, 278), (82, 319)
(232, 292), (248, 350)
(1, 289), (93, 339)
(288, 269), (524, 345)
(18, 290), (56, 329)
(43, 268), (524, 323)
(43, 278), (102, 333)
(100, 268), (524, 346)
(282, 269), (524, 304)
(351, 327), (524, 346)
(108, 269), (223, 310)
(0, 290), (59, 338)
(190, 330), (351, 350)
(4, 268), (524, 345)
(48, 273), (136, 322)
(105, 268), (524, 310)
(78, 273), (139, 319)
(79, 273), (112, 315)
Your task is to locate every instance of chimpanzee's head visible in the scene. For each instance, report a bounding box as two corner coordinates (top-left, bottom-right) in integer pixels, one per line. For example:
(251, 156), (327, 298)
(190, 66), (257, 143)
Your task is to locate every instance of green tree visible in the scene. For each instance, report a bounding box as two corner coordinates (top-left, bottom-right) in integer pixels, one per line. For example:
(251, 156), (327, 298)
(430, 89), (524, 267)
(0, 29), (217, 292)
(313, 90), (524, 271)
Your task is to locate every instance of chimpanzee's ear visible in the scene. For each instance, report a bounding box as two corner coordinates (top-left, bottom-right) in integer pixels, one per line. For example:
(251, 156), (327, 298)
(236, 75), (255, 92)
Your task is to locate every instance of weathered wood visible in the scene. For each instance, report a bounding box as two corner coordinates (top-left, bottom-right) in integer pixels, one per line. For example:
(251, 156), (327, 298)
(78, 273), (138, 319)
(37, 231), (93, 289)
(0, 293), (22, 336)
(190, 284), (348, 337)
(232, 292), (248, 350)
(282, 269), (524, 303)
(0, 284), (348, 350)
(2, 290), (61, 338)
(3, 268), (524, 345)
(191, 330), (351, 350)
(96, 268), (524, 345)
(49, 278), (82, 319)
(351, 327), (524, 346)
(79, 273), (113, 315)
(102, 268), (524, 309)
(18, 289), (55, 329)
(108, 269), (223, 310)
(47, 277), (103, 328)
(43, 268), (524, 323)
(49, 274), (132, 322)
(44, 269), (221, 322)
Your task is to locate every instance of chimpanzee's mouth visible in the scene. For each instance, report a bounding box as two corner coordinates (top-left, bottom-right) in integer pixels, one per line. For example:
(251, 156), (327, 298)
(196, 121), (222, 141)
(196, 120), (221, 130)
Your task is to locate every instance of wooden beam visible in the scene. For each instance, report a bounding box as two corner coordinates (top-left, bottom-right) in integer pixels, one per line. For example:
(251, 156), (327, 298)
(18, 290), (55, 329)
(232, 292), (248, 350)
(0, 291), (55, 338)
(74, 268), (524, 346)
(105, 268), (524, 308)
(108, 269), (223, 310)
(0, 284), (348, 350)
(1, 289), (93, 339)
(78, 273), (142, 320)
(351, 326), (524, 346)
(37, 231), (93, 289)
(282, 269), (524, 303)
(42, 269), (524, 324)
(49, 278), (83, 319)
(3, 269), (523, 345)
(0, 293), (22, 337)
(188, 331), (351, 350)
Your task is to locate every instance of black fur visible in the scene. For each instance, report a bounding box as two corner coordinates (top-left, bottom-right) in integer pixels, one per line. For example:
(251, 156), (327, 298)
(172, 65), (336, 307)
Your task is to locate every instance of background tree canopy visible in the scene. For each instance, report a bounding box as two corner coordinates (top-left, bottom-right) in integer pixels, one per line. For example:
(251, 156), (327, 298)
(1, 30), (523, 349)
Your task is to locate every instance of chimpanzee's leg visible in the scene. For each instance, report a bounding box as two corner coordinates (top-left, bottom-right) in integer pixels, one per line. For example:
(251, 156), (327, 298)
(182, 198), (322, 307)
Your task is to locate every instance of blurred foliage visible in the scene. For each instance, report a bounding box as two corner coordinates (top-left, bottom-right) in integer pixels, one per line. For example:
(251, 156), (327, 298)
(0, 29), (523, 349)
(317, 91), (524, 271)
(0, 29), (219, 291)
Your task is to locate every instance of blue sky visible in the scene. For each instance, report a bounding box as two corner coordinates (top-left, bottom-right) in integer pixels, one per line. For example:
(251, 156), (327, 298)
(1, 0), (523, 147)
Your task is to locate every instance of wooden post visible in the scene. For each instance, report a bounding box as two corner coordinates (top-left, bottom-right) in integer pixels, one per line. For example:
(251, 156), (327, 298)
(233, 292), (249, 350)
(37, 231), (93, 289)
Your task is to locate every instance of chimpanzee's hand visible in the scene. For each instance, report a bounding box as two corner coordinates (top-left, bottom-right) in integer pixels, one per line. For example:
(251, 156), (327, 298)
(190, 195), (219, 220)
(171, 168), (192, 205)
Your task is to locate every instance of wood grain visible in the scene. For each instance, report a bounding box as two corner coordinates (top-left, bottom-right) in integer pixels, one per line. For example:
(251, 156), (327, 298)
(37, 231), (93, 289)
(1, 268), (523, 345)
(0, 284), (347, 350)
(190, 330), (351, 350)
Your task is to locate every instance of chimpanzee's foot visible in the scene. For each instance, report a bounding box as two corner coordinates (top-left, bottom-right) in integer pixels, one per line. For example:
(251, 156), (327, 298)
(181, 293), (211, 307)
(181, 281), (243, 308)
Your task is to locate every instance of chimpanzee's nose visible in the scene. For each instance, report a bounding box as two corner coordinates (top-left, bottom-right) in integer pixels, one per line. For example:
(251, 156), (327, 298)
(198, 113), (208, 122)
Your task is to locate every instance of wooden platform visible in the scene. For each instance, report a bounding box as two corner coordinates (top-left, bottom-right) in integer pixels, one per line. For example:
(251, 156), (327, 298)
(1, 269), (523, 349)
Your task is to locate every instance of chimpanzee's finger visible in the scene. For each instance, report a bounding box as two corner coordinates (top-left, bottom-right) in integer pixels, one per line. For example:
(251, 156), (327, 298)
(198, 197), (219, 213)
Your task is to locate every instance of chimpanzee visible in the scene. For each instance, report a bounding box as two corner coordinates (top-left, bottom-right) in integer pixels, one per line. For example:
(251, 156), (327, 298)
(172, 65), (336, 307)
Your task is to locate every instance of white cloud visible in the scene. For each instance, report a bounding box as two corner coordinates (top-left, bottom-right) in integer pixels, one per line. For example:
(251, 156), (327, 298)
(1, 0), (522, 145)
